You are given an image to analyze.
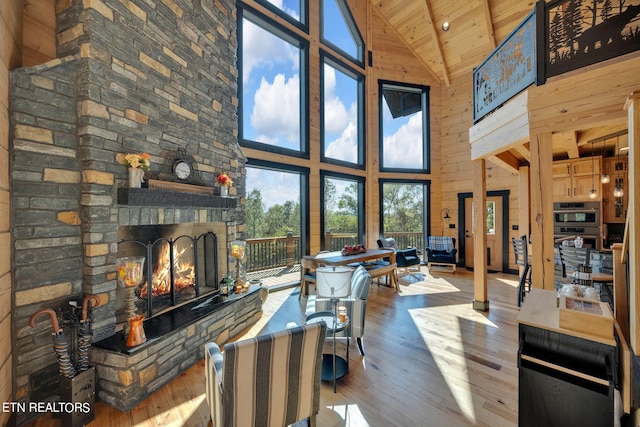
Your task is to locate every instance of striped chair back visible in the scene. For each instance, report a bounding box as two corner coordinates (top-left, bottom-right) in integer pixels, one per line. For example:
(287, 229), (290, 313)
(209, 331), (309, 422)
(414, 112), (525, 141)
(205, 322), (327, 427)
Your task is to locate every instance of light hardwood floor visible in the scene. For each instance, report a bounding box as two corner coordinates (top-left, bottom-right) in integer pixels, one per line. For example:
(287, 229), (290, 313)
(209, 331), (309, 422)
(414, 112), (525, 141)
(25, 267), (521, 427)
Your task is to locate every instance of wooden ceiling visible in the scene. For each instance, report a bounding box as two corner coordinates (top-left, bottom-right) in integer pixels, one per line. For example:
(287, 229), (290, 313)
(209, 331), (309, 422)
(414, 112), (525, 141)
(371, 0), (536, 85)
(372, 0), (630, 164)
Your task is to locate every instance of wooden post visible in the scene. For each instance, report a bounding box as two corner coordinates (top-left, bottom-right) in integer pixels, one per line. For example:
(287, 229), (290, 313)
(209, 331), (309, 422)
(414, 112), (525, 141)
(325, 231), (332, 252)
(285, 231), (294, 267)
(518, 165), (531, 278)
(623, 91), (640, 354)
(472, 159), (489, 311)
(529, 132), (555, 290)
(611, 243), (629, 342)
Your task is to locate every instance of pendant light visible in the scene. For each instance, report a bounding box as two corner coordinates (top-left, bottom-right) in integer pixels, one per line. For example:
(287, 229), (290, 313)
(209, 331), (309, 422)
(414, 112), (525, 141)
(613, 138), (624, 198)
(600, 139), (610, 183)
(589, 141), (597, 199)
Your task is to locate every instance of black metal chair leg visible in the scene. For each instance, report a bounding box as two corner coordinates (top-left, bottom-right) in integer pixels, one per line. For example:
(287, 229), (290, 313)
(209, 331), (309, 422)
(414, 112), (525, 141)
(356, 337), (365, 355)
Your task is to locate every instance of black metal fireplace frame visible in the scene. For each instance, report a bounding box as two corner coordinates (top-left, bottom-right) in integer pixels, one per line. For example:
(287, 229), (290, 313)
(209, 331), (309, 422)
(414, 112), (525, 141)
(118, 232), (219, 317)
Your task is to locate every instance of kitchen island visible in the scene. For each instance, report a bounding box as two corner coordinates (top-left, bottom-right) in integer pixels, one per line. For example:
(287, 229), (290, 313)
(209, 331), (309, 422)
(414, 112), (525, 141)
(516, 288), (619, 427)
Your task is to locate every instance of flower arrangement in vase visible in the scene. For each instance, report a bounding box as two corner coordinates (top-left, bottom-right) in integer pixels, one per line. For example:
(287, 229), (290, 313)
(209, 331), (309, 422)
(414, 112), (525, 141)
(117, 152), (150, 188)
(216, 173), (233, 196)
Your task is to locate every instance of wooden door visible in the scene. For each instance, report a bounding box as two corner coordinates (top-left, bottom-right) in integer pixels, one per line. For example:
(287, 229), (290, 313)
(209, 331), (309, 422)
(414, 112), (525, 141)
(463, 196), (503, 271)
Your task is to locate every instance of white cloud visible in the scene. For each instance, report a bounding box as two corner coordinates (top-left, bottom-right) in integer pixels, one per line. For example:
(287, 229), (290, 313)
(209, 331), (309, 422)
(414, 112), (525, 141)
(322, 64), (358, 161)
(383, 113), (424, 168)
(325, 120), (357, 162)
(242, 19), (298, 84)
(251, 74), (300, 144)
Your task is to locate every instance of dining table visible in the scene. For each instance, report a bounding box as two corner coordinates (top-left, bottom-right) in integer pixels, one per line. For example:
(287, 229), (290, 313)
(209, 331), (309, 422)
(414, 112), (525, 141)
(305, 248), (399, 290)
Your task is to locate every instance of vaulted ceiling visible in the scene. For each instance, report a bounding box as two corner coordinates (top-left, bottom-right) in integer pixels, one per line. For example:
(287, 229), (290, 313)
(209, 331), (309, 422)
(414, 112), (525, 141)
(371, 0), (535, 86)
(372, 0), (630, 163)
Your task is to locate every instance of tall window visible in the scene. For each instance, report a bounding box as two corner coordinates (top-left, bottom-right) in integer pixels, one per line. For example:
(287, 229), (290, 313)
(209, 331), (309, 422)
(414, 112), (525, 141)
(240, 11), (308, 156)
(245, 161), (309, 269)
(379, 82), (430, 173)
(379, 180), (429, 250)
(320, 0), (364, 65)
(321, 172), (365, 250)
(321, 55), (364, 167)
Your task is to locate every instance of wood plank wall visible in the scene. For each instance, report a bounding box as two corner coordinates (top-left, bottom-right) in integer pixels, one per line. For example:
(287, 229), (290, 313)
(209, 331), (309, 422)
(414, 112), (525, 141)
(440, 75), (521, 271)
(0, 0), (23, 423)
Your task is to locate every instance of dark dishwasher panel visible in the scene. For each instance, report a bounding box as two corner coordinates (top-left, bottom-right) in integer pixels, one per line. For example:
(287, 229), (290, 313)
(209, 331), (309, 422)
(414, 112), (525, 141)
(518, 324), (618, 427)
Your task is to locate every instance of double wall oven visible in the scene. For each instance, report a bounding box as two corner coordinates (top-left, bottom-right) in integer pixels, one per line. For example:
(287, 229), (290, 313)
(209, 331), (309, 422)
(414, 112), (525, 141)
(553, 201), (600, 249)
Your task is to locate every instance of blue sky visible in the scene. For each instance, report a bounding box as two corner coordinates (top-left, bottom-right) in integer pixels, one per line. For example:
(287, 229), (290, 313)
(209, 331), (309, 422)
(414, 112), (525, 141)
(243, 0), (423, 208)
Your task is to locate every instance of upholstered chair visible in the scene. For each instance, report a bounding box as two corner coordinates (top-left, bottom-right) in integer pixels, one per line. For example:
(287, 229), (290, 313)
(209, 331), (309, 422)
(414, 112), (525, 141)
(377, 238), (421, 274)
(305, 265), (371, 355)
(204, 322), (327, 427)
(425, 236), (457, 273)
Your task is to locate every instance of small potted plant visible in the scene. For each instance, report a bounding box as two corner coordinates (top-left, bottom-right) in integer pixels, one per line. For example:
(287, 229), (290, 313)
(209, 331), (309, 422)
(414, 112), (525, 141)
(219, 274), (233, 295)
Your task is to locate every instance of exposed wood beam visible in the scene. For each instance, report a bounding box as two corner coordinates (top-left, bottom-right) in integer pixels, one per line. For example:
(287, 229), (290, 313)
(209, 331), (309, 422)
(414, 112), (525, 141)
(370, 5), (442, 84)
(481, 0), (496, 49)
(513, 142), (531, 162)
(489, 151), (520, 174)
(560, 131), (580, 159)
(422, 0), (450, 86)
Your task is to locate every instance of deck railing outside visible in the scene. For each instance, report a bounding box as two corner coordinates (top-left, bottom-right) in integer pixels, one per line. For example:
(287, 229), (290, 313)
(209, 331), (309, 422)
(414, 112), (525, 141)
(245, 231), (423, 273)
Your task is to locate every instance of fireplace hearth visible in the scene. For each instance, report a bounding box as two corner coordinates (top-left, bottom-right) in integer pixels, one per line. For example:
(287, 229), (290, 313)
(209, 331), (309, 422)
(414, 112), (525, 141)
(117, 224), (221, 322)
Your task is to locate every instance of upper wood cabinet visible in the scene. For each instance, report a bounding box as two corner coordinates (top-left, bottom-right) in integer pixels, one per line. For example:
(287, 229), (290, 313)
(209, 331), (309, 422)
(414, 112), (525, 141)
(552, 157), (601, 201)
(602, 156), (628, 223)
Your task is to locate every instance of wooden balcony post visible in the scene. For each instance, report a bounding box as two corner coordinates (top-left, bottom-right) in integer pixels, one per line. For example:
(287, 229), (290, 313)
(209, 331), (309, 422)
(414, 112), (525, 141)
(623, 90), (640, 354)
(530, 131), (555, 290)
(286, 231), (294, 267)
(325, 231), (332, 251)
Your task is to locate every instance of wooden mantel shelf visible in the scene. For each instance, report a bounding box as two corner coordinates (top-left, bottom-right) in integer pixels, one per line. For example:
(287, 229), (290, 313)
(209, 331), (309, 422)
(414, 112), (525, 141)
(117, 187), (237, 209)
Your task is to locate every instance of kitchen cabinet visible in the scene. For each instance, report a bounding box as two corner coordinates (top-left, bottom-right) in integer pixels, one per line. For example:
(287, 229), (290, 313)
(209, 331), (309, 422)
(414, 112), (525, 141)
(553, 157), (601, 201)
(602, 156), (628, 223)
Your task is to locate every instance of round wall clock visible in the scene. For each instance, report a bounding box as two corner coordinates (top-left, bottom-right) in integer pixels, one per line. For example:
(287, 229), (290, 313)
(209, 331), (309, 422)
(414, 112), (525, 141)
(173, 160), (192, 180)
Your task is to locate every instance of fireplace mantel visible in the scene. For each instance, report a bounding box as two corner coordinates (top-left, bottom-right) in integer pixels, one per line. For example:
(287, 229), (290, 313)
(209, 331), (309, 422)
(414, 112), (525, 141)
(117, 188), (238, 208)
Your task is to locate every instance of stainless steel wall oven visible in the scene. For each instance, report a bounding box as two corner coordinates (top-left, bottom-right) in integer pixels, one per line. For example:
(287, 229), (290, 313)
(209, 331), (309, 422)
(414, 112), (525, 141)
(553, 201), (600, 249)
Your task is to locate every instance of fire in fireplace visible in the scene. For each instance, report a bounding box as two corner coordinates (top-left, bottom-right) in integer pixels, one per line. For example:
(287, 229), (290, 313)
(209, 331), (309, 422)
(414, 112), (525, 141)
(117, 223), (221, 323)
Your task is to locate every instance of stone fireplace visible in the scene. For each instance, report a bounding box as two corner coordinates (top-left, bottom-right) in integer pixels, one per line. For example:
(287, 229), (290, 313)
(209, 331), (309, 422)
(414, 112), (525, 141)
(9, 0), (256, 420)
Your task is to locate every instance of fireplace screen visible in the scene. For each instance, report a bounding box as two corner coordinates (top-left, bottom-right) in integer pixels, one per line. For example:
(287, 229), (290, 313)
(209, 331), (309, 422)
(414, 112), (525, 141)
(117, 224), (220, 322)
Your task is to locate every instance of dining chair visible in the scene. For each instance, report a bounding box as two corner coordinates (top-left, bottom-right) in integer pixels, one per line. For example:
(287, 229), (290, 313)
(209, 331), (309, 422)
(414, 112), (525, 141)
(512, 235), (531, 307)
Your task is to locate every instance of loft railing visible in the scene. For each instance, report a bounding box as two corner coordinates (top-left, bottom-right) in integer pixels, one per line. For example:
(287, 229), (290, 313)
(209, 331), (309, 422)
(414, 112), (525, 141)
(473, 0), (640, 122)
(473, 8), (537, 123)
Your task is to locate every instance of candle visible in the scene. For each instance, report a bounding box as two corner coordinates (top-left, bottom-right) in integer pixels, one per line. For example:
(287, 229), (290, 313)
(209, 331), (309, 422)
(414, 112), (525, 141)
(338, 306), (347, 323)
